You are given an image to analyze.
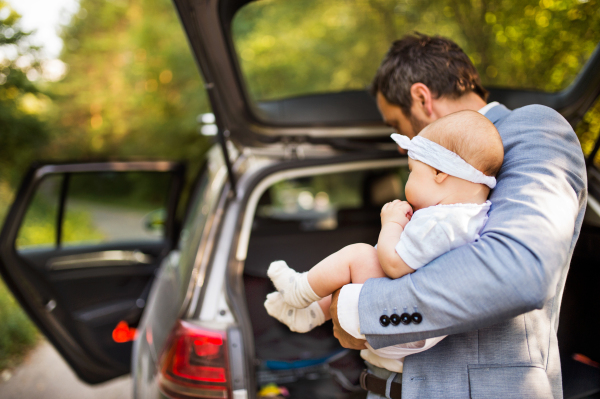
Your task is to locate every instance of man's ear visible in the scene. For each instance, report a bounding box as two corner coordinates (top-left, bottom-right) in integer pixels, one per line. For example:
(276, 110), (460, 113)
(434, 170), (449, 184)
(410, 83), (434, 117)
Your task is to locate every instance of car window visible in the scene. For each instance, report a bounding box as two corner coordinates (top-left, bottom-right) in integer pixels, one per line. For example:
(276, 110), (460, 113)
(232, 0), (600, 103)
(61, 172), (171, 246)
(255, 166), (410, 232)
(176, 146), (228, 300)
(15, 171), (173, 250)
(16, 175), (63, 249)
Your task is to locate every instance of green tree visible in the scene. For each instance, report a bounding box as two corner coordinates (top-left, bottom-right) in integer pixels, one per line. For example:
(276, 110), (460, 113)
(233, 0), (600, 101)
(0, 1), (49, 185)
(0, 4), (42, 368)
(49, 0), (212, 172)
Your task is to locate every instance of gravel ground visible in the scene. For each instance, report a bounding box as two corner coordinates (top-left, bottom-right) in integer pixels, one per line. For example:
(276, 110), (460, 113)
(0, 340), (132, 399)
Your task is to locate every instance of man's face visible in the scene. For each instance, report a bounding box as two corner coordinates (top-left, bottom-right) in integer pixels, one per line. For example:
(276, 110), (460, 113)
(376, 92), (428, 138)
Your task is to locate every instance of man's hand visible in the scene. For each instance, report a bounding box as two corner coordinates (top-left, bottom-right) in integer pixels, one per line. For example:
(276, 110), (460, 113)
(330, 288), (367, 350)
(381, 200), (413, 228)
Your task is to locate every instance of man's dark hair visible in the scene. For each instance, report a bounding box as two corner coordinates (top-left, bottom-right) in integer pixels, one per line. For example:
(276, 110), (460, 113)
(370, 33), (488, 115)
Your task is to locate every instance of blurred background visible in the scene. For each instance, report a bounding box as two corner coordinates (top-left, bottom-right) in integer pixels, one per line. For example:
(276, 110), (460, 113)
(0, 0), (599, 392)
(0, 0), (212, 379)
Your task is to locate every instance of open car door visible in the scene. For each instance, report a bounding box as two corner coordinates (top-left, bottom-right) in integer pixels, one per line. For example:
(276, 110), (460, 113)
(0, 161), (184, 384)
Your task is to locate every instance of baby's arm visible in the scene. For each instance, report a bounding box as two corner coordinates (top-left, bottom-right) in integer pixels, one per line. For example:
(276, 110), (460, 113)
(377, 200), (415, 278)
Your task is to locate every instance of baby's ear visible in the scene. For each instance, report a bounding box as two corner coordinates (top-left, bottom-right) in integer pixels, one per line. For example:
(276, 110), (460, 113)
(434, 170), (449, 184)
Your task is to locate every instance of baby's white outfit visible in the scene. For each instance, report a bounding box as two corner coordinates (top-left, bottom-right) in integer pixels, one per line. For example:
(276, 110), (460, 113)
(361, 200), (491, 373)
(396, 201), (491, 270)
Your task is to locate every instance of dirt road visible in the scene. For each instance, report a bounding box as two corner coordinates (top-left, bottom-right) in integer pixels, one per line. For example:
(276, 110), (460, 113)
(0, 340), (132, 399)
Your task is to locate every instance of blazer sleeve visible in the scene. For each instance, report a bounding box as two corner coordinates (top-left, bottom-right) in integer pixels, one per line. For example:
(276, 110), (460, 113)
(359, 105), (588, 348)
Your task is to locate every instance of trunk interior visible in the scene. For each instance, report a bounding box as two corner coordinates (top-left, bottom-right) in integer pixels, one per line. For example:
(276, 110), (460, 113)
(244, 216), (378, 398)
(241, 164), (600, 398)
(243, 166), (401, 398)
(244, 215), (378, 398)
(558, 221), (600, 399)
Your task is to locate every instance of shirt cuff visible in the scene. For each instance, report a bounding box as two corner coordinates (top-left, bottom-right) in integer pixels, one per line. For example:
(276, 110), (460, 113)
(338, 284), (365, 340)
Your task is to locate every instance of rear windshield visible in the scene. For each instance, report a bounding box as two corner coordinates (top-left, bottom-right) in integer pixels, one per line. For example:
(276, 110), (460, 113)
(232, 0), (600, 103)
(256, 167), (409, 232)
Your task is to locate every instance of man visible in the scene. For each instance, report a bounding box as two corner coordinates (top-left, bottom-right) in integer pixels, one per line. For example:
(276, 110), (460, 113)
(331, 33), (587, 398)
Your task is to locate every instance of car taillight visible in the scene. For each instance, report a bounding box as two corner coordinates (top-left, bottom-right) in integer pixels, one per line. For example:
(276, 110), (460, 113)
(158, 320), (231, 399)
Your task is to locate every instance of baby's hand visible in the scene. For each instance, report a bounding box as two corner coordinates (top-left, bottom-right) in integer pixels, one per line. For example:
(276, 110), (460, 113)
(381, 200), (413, 228)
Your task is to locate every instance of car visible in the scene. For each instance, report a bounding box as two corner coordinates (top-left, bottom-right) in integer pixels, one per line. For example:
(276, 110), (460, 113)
(1, 0), (600, 398)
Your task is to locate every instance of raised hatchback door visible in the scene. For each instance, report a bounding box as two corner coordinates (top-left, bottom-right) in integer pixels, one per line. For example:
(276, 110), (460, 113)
(175, 0), (600, 148)
(0, 161), (184, 384)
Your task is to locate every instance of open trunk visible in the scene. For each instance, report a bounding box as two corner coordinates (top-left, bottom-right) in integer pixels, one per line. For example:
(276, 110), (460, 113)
(242, 203), (600, 399)
(241, 164), (408, 398)
(244, 218), (377, 397)
(244, 215), (376, 397)
(236, 159), (600, 398)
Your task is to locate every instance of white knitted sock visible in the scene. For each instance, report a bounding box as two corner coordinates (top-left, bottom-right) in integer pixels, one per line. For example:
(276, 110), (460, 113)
(267, 260), (322, 308)
(264, 291), (326, 333)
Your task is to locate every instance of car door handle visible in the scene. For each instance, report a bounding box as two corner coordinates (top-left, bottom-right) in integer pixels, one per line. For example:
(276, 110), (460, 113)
(47, 250), (154, 270)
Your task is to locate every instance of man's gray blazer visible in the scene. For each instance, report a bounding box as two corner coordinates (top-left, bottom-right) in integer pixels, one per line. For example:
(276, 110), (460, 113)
(359, 104), (587, 398)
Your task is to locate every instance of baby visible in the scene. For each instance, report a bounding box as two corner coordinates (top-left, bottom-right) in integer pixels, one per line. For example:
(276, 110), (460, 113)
(264, 110), (504, 369)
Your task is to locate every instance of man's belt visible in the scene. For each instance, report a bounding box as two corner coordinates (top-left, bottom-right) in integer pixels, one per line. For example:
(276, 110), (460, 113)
(359, 369), (402, 398)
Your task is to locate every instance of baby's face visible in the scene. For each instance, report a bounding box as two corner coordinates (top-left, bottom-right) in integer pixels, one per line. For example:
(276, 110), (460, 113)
(405, 158), (445, 210)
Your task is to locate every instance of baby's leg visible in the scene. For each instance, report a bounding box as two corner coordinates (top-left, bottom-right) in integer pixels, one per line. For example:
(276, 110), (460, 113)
(317, 295), (332, 320)
(308, 243), (386, 296)
(314, 246), (386, 320)
(266, 245), (386, 333)
(268, 244), (385, 308)
(265, 272), (380, 333)
(314, 245), (385, 321)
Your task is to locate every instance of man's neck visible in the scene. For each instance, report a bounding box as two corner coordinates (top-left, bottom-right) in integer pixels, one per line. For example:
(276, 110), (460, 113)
(432, 92), (487, 119)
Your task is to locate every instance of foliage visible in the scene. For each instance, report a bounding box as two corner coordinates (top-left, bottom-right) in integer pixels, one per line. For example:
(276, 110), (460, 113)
(48, 0), (212, 172)
(0, 279), (37, 370)
(0, 2), (46, 370)
(233, 0), (600, 100)
(15, 195), (106, 249)
(0, 179), (13, 226)
(576, 97), (600, 163)
(0, 1), (50, 185)
(67, 171), (172, 211)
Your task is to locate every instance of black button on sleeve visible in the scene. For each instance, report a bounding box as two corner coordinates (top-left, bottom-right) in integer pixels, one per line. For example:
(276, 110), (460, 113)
(411, 312), (423, 324)
(400, 313), (411, 325)
(379, 315), (390, 327)
(390, 314), (401, 326)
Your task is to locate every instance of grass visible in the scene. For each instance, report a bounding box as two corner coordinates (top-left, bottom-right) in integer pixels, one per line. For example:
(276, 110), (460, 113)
(0, 279), (38, 371)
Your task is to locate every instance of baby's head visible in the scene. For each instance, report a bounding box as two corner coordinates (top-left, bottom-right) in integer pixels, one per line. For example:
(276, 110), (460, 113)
(400, 110), (504, 210)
